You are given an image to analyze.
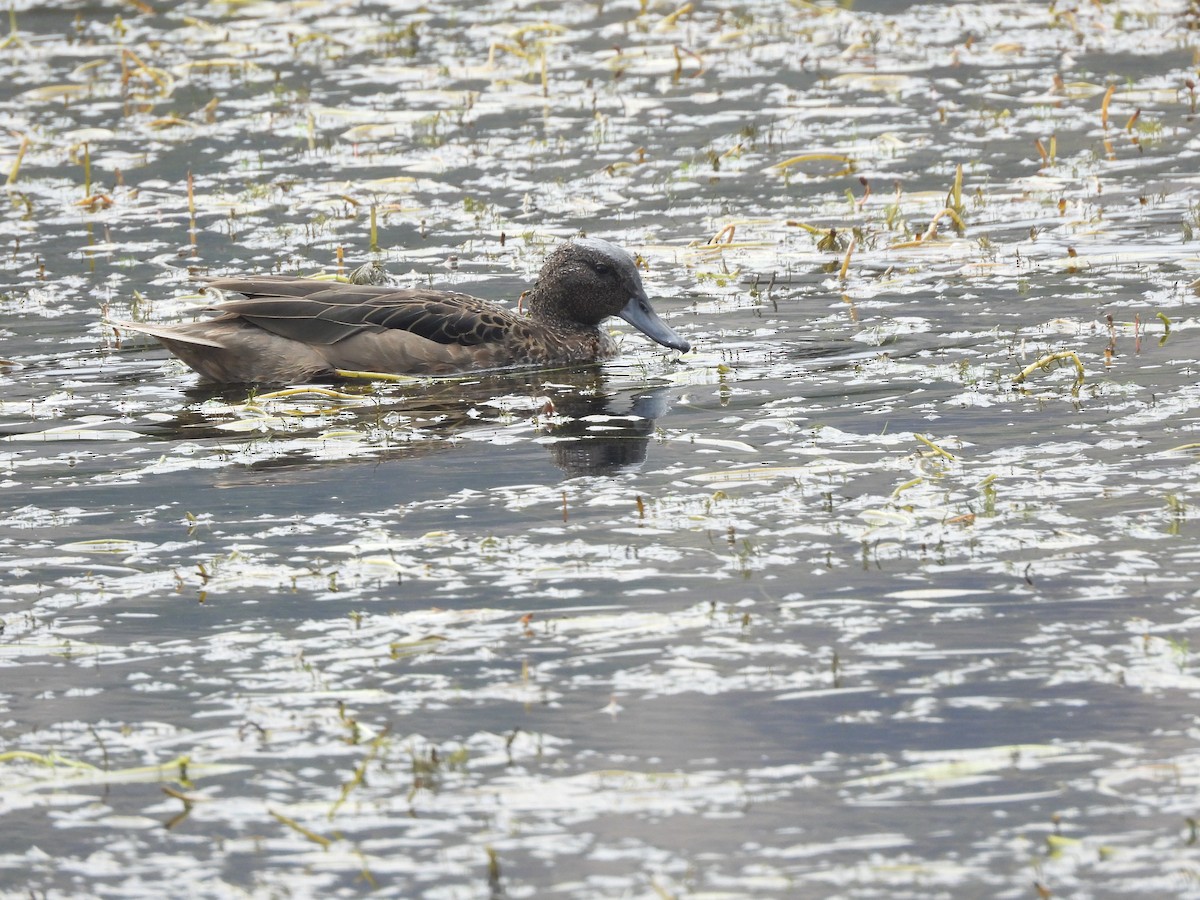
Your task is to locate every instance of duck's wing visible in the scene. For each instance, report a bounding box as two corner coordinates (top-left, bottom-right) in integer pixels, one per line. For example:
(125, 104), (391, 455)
(206, 277), (520, 348)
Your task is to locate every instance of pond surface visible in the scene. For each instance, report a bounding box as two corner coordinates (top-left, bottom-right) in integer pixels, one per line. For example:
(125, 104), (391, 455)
(3, 0), (1200, 896)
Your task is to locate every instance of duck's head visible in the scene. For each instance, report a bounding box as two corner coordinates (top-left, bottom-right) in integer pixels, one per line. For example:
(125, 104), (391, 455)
(531, 238), (691, 353)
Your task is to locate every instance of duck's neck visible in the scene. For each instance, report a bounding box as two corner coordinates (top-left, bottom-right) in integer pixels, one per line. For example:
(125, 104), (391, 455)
(525, 284), (598, 335)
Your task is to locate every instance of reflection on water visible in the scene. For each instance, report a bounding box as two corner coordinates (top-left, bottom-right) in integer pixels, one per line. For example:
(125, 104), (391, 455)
(542, 387), (670, 476)
(142, 367), (677, 477)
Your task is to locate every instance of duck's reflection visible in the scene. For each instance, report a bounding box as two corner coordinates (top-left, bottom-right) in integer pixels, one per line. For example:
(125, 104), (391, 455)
(160, 366), (674, 477)
(539, 386), (670, 476)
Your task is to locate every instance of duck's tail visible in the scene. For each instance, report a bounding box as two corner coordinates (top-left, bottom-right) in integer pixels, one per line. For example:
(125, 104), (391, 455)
(108, 319), (227, 349)
(108, 318), (335, 383)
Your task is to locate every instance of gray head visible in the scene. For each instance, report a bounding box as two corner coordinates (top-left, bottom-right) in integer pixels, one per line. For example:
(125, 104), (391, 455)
(530, 238), (690, 352)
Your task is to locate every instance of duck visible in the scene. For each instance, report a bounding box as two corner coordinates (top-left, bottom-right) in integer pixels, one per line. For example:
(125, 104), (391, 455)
(113, 238), (690, 384)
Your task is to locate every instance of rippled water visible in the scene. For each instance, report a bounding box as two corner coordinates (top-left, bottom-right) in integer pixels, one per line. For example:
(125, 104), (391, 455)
(4, 0), (1200, 896)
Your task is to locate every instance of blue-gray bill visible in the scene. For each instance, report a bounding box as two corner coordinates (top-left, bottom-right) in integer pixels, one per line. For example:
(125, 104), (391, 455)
(618, 294), (691, 353)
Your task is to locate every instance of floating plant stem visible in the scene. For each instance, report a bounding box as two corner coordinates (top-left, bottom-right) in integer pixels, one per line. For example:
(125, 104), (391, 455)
(254, 386), (362, 401)
(786, 220), (826, 235)
(0, 8), (25, 51)
(921, 206), (966, 239)
(356, 852), (378, 889)
(857, 175), (872, 208)
(162, 785), (196, 830)
(333, 368), (422, 383)
(914, 433), (957, 460)
(1157, 311), (1171, 345)
(838, 235), (855, 280)
(661, 2), (694, 28)
(6, 133), (28, 186)
(120, 48), (172, 94)
(269, 808), (333, 848)
(370, 204), (379, 252)
(1035, 138), (1048, 165)
(0, 749), (99, 770)
(1014, 350), (1085, 392)
(949, 163), (963, 216)
(1101, 83), (1115, 129)
(187, 169), (196, 245)
(709, 223), (735, 244)
(1034, 135), (1057, 167)
(771, 152), (854, 177)
(890, 476), (924, 499)
(486, 846), (502, 891)
(329, 730), (388, 820)
(161, 785), (196, 804)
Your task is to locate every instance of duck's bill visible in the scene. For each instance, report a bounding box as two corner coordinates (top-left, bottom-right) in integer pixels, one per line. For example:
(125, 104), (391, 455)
(618, 294), (691, 353)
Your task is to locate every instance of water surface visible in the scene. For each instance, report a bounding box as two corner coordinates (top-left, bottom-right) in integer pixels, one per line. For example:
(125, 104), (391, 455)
(3, 0), (1200, 896)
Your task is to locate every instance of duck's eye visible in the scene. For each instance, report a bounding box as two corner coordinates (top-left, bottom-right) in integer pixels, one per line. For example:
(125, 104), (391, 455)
(593, 263), (612, 277)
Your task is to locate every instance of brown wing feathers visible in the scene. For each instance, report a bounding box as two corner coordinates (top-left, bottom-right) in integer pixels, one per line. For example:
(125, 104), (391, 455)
(205, 277), (517, 348)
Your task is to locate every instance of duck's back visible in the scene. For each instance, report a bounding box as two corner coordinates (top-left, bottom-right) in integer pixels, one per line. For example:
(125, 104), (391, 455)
(217, 276), (514, 343)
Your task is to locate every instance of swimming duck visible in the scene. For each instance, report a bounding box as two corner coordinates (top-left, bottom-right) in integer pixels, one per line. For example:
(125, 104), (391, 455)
(114, 238), (690, 384)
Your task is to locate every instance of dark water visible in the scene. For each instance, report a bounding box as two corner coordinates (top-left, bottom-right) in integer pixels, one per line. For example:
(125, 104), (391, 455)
(3, 0), (1200, 897)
